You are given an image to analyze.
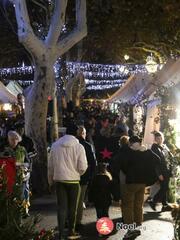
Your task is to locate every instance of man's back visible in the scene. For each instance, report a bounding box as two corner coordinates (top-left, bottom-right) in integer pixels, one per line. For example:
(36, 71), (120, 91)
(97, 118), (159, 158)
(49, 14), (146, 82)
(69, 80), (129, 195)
(48, 134), (87, 184)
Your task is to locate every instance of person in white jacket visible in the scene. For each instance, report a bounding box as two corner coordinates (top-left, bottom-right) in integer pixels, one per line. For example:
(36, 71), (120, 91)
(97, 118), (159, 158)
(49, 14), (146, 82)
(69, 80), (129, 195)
(48, 123), (87, 240)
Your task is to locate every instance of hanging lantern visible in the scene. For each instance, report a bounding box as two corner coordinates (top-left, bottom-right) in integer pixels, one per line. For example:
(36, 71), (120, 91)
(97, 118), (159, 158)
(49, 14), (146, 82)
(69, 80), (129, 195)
(145, 55), (158, 74)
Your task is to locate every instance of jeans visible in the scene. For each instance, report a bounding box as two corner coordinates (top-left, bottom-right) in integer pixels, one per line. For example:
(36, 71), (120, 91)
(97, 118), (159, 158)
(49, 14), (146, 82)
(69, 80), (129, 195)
(22, 180), (30, 201)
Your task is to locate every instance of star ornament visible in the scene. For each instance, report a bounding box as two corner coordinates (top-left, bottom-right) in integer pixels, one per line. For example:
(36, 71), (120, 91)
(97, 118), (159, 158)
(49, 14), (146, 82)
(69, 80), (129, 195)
(100, 148), (113, 159)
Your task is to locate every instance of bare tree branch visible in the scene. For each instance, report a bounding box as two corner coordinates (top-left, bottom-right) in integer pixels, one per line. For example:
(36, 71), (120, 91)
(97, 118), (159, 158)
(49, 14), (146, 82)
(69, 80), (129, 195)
(57, 28), (87, 57)
(130, 46), (164, 63)
(31, 0), (48, 12)
(10, 0), (45, 57)
(46, 0), (68, 46)
(56, 0), (87, 57)
(134, 42), (158, 50)
(76, 0), (87, 30)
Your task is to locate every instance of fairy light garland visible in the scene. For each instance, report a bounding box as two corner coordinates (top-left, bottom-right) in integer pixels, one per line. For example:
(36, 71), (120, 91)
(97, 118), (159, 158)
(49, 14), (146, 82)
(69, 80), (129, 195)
(0, 61), (162, 90)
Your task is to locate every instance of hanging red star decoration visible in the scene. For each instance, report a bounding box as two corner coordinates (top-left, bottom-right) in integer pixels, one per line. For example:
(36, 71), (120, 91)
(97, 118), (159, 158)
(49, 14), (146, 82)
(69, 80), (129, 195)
(100, 148), (113, 159)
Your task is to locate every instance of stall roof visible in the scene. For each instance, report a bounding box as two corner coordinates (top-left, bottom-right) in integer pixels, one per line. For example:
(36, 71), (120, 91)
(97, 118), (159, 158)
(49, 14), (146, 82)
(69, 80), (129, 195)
(107, 59), (180, 104)
(107, 73), (151, 104)
(0, 81), (17, 104)
(6, 81), (23, 97)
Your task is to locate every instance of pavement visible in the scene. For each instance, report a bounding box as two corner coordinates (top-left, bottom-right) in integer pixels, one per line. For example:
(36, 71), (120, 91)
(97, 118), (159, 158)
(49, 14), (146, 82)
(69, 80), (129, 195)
(31, 194), (174, 240)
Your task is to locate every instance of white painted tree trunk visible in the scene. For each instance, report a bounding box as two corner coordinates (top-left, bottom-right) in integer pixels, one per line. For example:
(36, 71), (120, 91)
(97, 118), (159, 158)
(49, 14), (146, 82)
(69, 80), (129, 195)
(65, 74), (74, 103)
(24, 61), (54, 159)
(10, 0), (87, 191)
(72, 72), (86, 107)
(24, 60), (55, 191)
(66, 71), (85, 106)
(52, 93), (59, 141)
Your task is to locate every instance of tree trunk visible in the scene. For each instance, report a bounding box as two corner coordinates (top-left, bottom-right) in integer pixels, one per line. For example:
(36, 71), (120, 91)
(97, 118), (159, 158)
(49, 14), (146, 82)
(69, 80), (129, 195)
(72, 72), (86, 107)
(11, 0), (87, 194)
(24, 61), (54, 192)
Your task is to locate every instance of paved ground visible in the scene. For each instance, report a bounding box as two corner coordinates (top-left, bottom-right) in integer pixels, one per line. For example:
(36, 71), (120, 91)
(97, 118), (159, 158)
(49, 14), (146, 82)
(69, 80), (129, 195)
(31, 194), (174, 240)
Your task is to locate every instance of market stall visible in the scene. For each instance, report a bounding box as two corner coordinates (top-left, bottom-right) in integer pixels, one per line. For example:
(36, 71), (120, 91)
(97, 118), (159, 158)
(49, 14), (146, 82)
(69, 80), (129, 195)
(0, 81), (17, 111)
(6, 81), (23, 97)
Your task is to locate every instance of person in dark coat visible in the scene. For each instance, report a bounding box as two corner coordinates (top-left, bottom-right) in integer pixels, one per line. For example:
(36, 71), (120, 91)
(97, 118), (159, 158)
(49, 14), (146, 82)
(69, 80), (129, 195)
(120, 136), (162, 239)
(110, 135), (130, 202)
(88, 162), (112, 219)
(149, 131), (173, 212)
(76, 126), (97, 228)
(14, 122), (35, 153)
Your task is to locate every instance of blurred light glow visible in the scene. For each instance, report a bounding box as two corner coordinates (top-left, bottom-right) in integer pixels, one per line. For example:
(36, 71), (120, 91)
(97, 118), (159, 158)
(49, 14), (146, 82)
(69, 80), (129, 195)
(3, 103), (12, 111)
(145, 55), (158, 74)
(169, 109), (180, 148)
(124, 54), (130, 60)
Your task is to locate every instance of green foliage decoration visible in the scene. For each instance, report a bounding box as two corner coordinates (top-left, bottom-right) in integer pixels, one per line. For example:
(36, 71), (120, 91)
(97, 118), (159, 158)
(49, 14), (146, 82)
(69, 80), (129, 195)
(155, 86), (180, 203)
(0, 165), (54, 240)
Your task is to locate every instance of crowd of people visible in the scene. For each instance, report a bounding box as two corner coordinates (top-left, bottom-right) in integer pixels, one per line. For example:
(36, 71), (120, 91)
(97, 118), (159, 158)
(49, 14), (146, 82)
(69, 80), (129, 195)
(47, 101), (174, 239)
(0, 100), (175, 240)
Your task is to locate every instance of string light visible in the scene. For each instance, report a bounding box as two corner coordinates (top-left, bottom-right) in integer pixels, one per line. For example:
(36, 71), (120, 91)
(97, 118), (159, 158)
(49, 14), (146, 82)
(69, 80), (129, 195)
(85, 79), (126, 84)
(0, 62), (148, 79)
(0, 61), (163, 91)
(87, 84), (122, 90)
(0, 66), (33, 77)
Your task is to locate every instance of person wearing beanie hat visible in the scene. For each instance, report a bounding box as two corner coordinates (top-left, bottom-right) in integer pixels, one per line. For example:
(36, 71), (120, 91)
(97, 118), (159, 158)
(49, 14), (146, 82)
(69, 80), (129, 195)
(2, 130), (28, 164)
(0, 130), (30, 217)
(129, 135), (142, 144)
(129, 135), (146, 151)
(8, 130), (22, 144)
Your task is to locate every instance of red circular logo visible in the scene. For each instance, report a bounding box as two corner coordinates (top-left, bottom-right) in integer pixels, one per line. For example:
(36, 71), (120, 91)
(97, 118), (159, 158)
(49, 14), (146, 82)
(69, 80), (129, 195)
(96, 217), (114, 235)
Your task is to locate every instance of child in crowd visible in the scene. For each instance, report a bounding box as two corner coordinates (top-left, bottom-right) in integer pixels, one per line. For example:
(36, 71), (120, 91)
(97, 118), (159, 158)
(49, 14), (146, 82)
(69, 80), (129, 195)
(88, 162), (112, 219)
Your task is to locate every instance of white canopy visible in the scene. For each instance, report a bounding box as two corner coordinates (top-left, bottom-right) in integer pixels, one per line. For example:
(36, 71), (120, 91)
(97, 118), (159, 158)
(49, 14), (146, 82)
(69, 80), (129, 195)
(107, 73), (152, 104)
(107, 59), (180, 104)
(6, 81), (23, 97)
(0, 81), (17, 104)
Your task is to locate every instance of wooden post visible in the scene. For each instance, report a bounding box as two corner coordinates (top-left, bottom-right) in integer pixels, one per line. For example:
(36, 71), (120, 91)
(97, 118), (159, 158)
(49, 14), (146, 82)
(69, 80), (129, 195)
(52, 91), (59, 141)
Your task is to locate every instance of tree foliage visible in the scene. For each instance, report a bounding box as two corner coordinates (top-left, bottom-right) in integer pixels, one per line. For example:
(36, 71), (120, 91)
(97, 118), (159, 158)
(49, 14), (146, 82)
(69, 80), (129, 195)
(85, 0), (180, 63)
(1, 0), (180, 66)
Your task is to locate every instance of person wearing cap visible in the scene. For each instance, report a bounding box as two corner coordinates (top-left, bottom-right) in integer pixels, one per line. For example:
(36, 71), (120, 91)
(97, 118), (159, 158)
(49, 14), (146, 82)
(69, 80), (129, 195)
(149, 131), (173, 212)
(1, 130), (28, 164)
(48, 123), (88, 240)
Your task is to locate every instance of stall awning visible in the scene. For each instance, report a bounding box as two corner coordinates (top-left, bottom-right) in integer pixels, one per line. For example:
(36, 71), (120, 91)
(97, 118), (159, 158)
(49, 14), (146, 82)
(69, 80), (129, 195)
(0, 81), (17, 104)
(6, 81), (23, 97)
(107, 59), (180, 104)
